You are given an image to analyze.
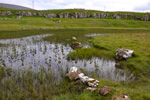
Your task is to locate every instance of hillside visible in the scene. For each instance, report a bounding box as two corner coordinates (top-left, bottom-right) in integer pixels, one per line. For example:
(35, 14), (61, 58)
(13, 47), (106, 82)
(0, 3), (32, 10)
(0, 8), (150, 21)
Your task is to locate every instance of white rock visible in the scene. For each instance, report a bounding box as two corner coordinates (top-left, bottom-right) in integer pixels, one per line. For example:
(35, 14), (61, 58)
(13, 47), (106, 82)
(68, 67), (99, 87)
(70, 66), (78, 72)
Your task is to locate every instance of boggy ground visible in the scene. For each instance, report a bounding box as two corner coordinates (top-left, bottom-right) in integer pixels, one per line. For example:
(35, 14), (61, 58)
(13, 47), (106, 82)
(0, 28), (150, 99)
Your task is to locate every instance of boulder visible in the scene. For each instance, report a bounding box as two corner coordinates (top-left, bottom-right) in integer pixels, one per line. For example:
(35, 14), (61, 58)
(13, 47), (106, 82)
(46, 14), (56, 18)
(66, 67), (99, 87)
(63, 12), (69, 18)
(37, 13), (43, 16)
(16, 16), (22, 19)
(116, 16), (121, 20)
(141, 15), (150, 21)
(56, 20), (61, 23)
(33, 12), (37, 16)
(66, 66), (81, 81)
(71, 42), (82, 49)
(116, 48), (134, 60)
(72, 37), (77, 41)
(78, 73), (99, 87)
(26, 12), (32, 16)
(99, 86), (114, 96)
(59, 13), (64, 18)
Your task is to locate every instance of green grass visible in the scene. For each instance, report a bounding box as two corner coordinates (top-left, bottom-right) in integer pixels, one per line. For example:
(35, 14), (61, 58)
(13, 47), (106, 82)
(0, 65), (150, 100)
(92, 33), (150, 75)
(66, 32), (150, 99)
(1, 17), (150, 31)
(0, 16), (150, 99)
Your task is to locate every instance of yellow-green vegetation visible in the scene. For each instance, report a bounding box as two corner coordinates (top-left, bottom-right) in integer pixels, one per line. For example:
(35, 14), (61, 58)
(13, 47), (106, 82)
(0, 10), (150, 99)
(92, 33), (150, 75)
(68, 32), (150, 99)
(1, 17), (150, 31)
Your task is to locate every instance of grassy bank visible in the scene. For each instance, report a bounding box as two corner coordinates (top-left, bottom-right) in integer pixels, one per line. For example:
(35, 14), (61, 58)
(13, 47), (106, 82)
(0, 17), (150, 31)
(0, 65), (150, 100)
(68, 32), (150, 75)
(67, 32), (150, 99)
(0, 25), (150, 99)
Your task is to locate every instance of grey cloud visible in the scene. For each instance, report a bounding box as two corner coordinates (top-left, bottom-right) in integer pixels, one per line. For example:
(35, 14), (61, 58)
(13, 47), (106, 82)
(134, 2), (150, 11)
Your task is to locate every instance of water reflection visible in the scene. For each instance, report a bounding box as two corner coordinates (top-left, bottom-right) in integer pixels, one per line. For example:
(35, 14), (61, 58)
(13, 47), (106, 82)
(0, 34), (134, 82)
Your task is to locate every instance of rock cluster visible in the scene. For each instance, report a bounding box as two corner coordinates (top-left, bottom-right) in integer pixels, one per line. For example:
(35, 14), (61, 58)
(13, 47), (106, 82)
(66, 66), (99, 87)
(116, 48), (134, 60)
(0, 11), (150, 21)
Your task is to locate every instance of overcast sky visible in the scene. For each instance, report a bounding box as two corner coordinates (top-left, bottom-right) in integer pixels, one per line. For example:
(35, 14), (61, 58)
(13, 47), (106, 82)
(1, 0), (150, 12)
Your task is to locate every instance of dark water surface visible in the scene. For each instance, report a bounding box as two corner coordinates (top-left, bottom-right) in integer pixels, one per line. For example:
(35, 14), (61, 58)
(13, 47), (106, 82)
(0, 34), (134, 82)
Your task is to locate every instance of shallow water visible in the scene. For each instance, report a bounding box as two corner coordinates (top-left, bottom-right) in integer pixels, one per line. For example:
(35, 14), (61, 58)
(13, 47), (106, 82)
(0, 34), (134, 82)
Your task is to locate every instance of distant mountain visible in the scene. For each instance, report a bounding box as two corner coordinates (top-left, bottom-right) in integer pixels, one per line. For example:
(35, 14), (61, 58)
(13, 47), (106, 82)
(0, 3), (32, 10)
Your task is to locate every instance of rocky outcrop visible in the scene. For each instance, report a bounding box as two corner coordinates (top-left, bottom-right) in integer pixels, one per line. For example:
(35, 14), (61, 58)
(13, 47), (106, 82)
(45, 13), (56, 18)
(116, 48), (134, 60)
(141, 15), (150, 21)
(0, 11), (12, 16)
(0, 10), (150, 21)
(37, 12), (43, 16)
(115, 16), (121, 20)
(26, 12), (32, 16)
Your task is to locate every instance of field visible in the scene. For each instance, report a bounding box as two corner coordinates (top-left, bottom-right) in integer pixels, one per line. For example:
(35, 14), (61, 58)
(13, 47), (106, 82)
(0, 14), (150, 100)
(0, 16), (150, 31)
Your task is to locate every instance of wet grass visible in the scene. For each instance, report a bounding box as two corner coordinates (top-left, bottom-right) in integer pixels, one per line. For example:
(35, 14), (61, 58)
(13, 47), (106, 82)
(92, 33), (150, 75)
(0, 65), (150, 100)
(0, 28), (150, 99)
(67, 32), (150, 99)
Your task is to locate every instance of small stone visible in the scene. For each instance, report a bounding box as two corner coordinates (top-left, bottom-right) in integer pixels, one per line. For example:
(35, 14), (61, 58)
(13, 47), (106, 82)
(71, 42), (82, 49)
(111, 93), (131, 100)
(72, 37), (77, 41)
(85, 87), (98, 92)
(99, 86), (114, 96)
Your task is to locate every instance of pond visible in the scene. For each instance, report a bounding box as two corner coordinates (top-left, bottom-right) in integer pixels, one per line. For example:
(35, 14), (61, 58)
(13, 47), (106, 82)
(0, 34), (134, 82)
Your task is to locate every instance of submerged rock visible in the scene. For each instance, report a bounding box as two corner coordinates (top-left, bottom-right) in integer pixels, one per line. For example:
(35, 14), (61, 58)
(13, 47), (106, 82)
(99, 86), (114, 96)
(116, 48), (134, 60)
(66, 67), (99, 87)
(71, 42), (82, 49)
